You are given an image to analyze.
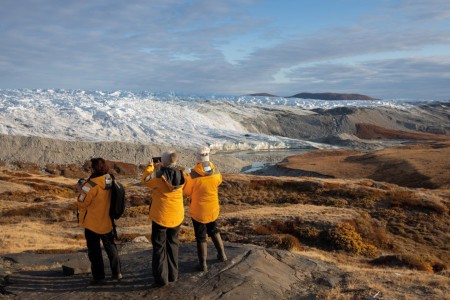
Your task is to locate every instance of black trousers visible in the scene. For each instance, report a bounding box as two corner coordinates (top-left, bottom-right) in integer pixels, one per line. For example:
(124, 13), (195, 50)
(85, 229), (121, 280)
(151, 221), (180, 285)
(192, 218), (219, 242)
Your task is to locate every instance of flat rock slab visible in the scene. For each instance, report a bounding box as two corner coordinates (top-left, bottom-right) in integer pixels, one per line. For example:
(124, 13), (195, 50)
(1, 243), (345, 299)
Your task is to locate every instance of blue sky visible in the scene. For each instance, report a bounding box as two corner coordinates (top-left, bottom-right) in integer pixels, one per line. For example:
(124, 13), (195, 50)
(1, 0), (450, 99)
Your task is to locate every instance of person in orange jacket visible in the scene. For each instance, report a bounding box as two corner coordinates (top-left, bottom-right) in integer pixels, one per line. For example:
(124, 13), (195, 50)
(184, 146), (227, 272)
(141, 151), (186, 287)
(77, 158), (122, 285)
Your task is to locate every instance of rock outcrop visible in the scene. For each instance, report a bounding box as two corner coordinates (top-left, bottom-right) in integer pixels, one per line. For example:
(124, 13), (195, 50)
(1, 242), (345, 299)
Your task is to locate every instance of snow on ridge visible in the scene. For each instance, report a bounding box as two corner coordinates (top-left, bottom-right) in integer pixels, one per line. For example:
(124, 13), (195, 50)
(0, 89), (434, 151)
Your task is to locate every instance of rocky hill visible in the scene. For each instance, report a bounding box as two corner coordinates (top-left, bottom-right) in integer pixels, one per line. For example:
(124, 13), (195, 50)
(246, 93), (278, 97)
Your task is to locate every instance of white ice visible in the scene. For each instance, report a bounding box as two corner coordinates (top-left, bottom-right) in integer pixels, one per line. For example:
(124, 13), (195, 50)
(0, 89), (431, 151)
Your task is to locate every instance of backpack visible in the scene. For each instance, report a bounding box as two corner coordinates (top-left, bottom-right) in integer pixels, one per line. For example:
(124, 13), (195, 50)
(110, 175), (126, 220)
(107, 174), (126, 239)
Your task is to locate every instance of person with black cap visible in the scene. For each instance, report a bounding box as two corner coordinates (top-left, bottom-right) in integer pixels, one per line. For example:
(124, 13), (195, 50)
(141, 150), (186, 287)
(184, 146), (227, 272)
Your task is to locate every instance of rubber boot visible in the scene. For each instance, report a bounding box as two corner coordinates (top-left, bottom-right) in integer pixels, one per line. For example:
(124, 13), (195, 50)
(211, 233), (227, 262)
(196, 241), (208, 272)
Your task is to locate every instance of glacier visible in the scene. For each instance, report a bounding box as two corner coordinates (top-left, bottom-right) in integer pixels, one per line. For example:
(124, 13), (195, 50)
(0, 88), (435, 152)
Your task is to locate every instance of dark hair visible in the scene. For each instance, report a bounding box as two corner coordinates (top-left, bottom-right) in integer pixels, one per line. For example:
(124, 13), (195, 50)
(90, 157), (109, 178)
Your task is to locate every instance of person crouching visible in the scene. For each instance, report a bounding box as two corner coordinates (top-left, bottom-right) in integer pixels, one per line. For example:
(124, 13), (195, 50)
(184, 146), (227, 272)
(141, 151), (186, 287)
(77, 158), (122, 285)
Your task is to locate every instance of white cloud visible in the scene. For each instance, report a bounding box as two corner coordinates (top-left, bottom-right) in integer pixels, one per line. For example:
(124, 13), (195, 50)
(284, 57), (450, 100)
(0, 0), (449, 99)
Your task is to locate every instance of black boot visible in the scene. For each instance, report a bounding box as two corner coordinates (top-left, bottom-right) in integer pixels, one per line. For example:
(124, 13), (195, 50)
(196, 241), (208, 272)
(211, 233), (227, 262)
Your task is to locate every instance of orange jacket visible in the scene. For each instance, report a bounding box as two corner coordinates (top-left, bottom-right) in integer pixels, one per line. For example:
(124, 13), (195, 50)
(184, 161), (222, 223)
(77, 174), (113, 234)
(141, 165), (186, 228)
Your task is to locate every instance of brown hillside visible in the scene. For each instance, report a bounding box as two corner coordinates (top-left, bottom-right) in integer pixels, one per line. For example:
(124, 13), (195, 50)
(356, 123), (450, 141)
(280, 141), (450, 189)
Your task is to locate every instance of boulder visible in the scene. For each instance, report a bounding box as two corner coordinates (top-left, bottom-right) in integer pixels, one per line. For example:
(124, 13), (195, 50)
(132, 236), (150, 243)
(62, 256), (91, 276)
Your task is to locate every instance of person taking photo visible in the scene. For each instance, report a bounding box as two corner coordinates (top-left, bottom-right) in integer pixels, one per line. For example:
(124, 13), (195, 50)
(184, 146), (227, 272)
(141, 151), (186, 287)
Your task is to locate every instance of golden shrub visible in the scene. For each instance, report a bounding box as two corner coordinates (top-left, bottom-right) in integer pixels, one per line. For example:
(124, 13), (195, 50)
(326, 223), (377, 256)
(265, 234), (302, 251)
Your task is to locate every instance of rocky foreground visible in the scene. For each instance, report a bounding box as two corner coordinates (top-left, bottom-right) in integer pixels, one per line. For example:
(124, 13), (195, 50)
(1, 242), (349, 299)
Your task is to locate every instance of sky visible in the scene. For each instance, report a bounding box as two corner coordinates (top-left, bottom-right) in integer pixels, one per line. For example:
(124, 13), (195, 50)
(1, 0), (450, 100)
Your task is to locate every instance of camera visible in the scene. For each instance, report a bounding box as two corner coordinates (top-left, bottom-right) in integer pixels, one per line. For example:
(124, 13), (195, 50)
(75, 178), (86, 192)
(152, 157), (162, 163)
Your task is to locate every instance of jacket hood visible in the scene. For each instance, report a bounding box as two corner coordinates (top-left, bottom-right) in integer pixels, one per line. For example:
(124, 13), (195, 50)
(160, 166), (185, 190)
(89, 174), (112, 190)
(192, 161), (216, 176)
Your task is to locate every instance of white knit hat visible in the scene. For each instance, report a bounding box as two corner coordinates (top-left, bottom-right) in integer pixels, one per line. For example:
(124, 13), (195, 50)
(196, 146), (210, 162)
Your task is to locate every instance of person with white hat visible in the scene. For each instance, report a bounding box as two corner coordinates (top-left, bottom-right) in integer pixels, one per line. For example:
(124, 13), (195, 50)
(184, 146), (227, 272)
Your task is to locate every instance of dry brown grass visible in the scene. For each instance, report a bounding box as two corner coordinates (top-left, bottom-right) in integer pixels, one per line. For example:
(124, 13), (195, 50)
(0, 221), (85, 254)
(179, 225), (196, 243)
(221, 172), (450, 271)
(341, 265), (450, 300)
(1, 205), (73, 222)
(124, 205), (150, 217)
(370, 254), (432, 273)
(355, 123), (450, 141)
(385, 190), (449, 214)
(1, 156), (449, 292)
(304, 244), (450, 300)
(280, 141), (450, 189)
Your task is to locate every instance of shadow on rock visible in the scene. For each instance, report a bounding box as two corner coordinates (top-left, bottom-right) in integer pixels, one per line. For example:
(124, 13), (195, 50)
(2, 242), (345, 299)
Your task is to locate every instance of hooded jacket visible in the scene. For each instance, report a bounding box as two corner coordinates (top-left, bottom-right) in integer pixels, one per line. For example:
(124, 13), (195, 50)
(184, 161), (222, 223)
(141, 164), (186, 228)
(77, 174), (113, 234)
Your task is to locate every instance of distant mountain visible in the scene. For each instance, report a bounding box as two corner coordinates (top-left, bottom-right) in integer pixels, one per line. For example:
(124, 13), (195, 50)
(288, 92), (377, 100)
(246, 92), (377, 100)
(247, 93), (278, 97)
